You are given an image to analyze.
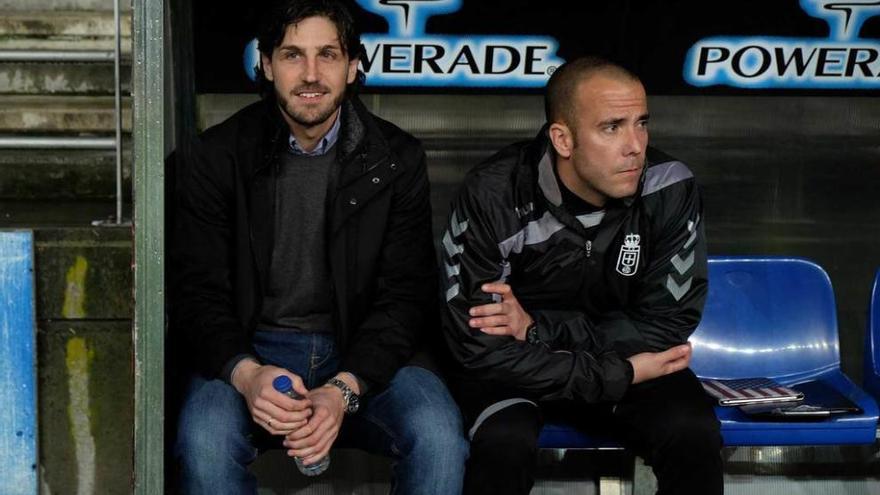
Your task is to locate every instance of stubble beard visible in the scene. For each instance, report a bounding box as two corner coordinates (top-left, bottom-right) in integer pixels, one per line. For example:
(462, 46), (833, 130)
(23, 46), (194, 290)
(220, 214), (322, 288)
(276, 85), (347, 129)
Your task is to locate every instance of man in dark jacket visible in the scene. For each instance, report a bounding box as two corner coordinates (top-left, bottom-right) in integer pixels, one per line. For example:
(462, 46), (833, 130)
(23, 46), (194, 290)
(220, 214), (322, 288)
(170, 1), (467, 493)
(441, 56), (723, 494)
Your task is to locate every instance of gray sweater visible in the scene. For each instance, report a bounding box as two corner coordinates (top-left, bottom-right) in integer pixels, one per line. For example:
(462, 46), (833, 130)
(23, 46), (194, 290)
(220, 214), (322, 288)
(258, 145), (337, 333)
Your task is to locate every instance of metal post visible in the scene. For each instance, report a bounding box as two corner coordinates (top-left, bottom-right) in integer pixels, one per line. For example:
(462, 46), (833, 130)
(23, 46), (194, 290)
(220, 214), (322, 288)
(0, 136), (116, 149)
(114, 0), (123, 224)
(0, 50), (114, 62)
(133, 0), (165, 492)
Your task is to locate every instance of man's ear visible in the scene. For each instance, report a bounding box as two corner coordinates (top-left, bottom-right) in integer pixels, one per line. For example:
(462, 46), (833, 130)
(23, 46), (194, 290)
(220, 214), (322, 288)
(261, 53), (274, 82)
(548, 122), (573, 159)
(347, 56), (359, 84)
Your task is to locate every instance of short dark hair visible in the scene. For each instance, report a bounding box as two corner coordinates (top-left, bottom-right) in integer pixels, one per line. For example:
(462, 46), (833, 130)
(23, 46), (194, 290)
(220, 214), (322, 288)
(254, 0), (365, 95)
(544, 56), (641, 128)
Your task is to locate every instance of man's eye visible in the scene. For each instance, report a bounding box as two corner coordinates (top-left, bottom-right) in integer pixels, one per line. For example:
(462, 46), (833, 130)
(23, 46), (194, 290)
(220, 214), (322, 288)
(286, 52), (301, 59)
(604, 125), (618, 133)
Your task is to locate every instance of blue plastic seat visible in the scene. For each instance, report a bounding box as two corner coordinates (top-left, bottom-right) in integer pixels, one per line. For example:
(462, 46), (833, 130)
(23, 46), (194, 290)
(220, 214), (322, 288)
(538, 256), (879, 450)
(537, 423), (622, 450)
(863, 268), (880, 400)
(690, 256), (878, 445)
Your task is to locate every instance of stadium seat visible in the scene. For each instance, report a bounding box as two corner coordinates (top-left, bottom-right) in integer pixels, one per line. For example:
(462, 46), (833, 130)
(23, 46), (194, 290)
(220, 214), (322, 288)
(537, 422), (622, 450)
(539, 257), (879, 450)
(690, 256), (878, 445)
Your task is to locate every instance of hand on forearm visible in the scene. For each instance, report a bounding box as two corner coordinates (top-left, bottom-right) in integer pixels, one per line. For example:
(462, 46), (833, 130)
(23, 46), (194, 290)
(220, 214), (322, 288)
(627, 343), (691, 384)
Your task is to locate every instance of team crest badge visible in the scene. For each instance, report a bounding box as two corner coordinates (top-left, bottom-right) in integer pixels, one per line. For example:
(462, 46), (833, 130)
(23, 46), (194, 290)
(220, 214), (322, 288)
(616, 234), (641, 277)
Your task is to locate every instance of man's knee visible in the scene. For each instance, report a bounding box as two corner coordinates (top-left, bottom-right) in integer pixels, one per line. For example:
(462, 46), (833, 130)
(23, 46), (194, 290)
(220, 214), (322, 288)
(174, 379), (255, 470)
(469, 402), (541, 467)
(626, 370), (722, 456)
(653, 404), (722, 456)
(407, 413), (470, 463)
(391, 368), (469, 461)
(641, 402), (723, 494)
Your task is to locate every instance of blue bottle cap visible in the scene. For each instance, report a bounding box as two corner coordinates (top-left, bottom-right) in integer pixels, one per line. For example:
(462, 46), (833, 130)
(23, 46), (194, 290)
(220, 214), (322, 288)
(272, 375), (292, 392)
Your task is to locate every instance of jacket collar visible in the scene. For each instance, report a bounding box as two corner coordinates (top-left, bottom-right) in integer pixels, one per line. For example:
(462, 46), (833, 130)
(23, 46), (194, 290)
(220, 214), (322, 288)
(248, 94), (395, 180)
(336, 96), (394, 184)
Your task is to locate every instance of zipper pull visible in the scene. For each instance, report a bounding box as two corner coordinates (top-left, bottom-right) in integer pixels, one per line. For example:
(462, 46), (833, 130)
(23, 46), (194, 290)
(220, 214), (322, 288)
(585, 240), (592, 258)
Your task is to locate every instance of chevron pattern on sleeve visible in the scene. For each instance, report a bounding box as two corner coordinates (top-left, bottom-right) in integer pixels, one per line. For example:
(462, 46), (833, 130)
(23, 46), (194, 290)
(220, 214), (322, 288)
(443, 209), (469, 301)
(666, 215), (700, 301)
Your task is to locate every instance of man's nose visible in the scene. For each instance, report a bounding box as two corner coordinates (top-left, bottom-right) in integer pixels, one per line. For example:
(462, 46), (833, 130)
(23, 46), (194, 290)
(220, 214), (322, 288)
(303, 56), (319, 82)
(623, 127), (646, 156)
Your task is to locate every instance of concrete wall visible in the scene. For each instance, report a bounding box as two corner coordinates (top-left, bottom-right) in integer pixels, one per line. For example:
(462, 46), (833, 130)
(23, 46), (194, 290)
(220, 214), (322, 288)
(34, 228), (133, 495)
(0, 0), (130, 11)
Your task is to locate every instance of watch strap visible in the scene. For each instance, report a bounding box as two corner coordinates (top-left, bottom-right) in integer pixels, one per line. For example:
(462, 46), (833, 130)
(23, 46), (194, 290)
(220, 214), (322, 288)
(326, 377), (359, 414)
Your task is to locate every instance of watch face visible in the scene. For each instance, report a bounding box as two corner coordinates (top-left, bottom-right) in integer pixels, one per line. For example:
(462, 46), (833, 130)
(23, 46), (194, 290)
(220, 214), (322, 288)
(347, 393), (360, 414)
(526, 326), (539, 344)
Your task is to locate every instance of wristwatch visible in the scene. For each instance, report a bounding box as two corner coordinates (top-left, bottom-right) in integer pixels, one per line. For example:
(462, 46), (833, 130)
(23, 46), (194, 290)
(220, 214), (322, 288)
(525, 321), (541, 345)
(326, 377), (360, 414)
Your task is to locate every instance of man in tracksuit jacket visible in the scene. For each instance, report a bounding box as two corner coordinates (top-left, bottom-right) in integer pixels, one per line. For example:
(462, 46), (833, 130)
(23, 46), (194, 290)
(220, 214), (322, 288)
(441, 56), (723, 494)
(169, 1), (466, 493)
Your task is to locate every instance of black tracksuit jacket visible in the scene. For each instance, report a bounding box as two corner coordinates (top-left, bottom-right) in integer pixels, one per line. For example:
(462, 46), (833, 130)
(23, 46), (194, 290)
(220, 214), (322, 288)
(440, 128), (708, 404)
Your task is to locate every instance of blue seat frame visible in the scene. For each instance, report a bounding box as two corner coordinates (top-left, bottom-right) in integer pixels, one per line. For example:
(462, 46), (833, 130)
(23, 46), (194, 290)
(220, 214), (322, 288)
(863, 268), (880, 401)
(538, 256), (879, 450)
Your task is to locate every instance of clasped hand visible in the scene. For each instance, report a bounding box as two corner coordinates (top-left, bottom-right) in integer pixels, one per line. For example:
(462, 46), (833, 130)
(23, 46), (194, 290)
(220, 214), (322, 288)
(282, 383), (346, 465)
(233, 361), (347, 466)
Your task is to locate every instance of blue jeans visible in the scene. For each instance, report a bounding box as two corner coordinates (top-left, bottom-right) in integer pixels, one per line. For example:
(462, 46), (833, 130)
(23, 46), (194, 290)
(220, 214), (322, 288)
(174, 331), (468, 494)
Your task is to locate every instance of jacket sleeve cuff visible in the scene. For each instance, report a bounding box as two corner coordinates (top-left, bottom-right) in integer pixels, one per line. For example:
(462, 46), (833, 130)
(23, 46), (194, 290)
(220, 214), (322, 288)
(222, 354), (260, 385)
(598, 353), (633, 402)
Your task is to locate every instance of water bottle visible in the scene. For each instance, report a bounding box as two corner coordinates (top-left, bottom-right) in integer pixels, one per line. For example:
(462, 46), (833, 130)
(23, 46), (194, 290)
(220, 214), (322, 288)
(272, 375), (331, 476)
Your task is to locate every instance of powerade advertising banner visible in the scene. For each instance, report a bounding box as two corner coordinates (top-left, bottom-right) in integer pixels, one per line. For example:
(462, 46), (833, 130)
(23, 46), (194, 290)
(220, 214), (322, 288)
(242, 0), (565, 88)
(686, 0), (880, 90)
(193, 0), (880, 94)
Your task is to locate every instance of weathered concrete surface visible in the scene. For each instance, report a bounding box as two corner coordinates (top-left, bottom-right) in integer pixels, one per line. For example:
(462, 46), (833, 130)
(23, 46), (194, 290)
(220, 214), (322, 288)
(0, 200), (128, 227)
(0, 61), (132, 95)
(0, 10), (131, 41)
(0, 2), (131, 12)
(38, 320), (132, 495)
(0, 95), (132, 133)
(31, 227), (133, 494)
(34, 227), (132, 320)
(0, 148), (131, 200)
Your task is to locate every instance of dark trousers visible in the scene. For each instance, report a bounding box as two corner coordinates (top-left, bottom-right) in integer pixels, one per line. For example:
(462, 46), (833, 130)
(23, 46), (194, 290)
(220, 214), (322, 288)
(458, 369), (724, 495)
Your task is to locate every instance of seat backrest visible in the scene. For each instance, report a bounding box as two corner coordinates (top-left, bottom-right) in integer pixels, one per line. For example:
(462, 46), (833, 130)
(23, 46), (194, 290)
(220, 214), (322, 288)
(690, 257), (840, 383)
(864, 268), (880, 394)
